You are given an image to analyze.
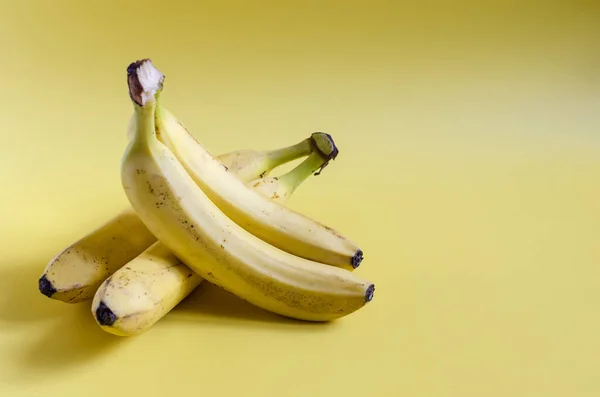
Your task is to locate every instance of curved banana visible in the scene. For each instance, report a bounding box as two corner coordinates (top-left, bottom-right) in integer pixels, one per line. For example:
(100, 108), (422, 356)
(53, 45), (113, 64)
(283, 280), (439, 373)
(39, 133), (313, 304)
(93, 242), (197, 336)
(92, 146), (330, 335)
(121, 60), (374, 321)
(38, 209), (156, 303)
(152, 77), (362, 269)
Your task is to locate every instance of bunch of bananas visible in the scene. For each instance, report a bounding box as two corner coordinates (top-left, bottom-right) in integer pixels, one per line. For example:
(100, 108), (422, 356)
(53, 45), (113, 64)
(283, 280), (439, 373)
(38, 59), (375, 336)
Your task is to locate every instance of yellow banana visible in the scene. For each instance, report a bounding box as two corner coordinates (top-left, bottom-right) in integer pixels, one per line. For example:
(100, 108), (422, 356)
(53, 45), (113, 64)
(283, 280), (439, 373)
(39, 133), (314, 304)
(92, 146), (332, 335)
(121, 59), (374, 322)
(153, 80), (362, 270)
(38, 209), (155, 303)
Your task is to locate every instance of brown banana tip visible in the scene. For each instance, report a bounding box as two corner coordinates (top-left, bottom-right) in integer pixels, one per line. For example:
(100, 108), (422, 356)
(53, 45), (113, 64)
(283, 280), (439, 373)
(311, 132), (339, 176)
(311, 132), (339, 161)
(351, 249), (363, 269)
(38, 275), (56, 298)
(365, 284), (375, 303)
(126, 59), (150, 76)
(126, 58), (164, 107)
(95, 301), (117, 326)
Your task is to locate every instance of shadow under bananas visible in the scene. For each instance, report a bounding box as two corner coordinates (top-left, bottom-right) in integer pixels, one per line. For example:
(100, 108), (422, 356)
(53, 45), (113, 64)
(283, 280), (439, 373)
(170, 282), (339, 331)
(15, 302), (125, 376)
(0, 257), (127, 382)
(0, 259), (65, 324)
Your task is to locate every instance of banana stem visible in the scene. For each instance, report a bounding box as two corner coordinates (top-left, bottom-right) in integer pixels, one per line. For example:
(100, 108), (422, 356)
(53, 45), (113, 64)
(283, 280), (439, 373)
(132, 104), (156, 146)
(264, 138), (313, 170)
(127, 59), (164, 107)
(277, 151), (330, 192)
(126, 59), (165, 147)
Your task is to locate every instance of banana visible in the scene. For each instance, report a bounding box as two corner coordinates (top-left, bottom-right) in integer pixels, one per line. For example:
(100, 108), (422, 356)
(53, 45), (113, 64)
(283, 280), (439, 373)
(152, 79), (362, 270)
(39, 134), (314, 304)
(92, 146), (329, 335)
(38, 209), (156, 303)
(121, 59), (374, 321)
(93, 242), (197, 336)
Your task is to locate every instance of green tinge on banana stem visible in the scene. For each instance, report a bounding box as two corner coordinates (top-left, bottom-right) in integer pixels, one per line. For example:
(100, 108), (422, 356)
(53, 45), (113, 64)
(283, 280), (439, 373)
(278, 150), (336, 195)
(263, 138), (313, 173)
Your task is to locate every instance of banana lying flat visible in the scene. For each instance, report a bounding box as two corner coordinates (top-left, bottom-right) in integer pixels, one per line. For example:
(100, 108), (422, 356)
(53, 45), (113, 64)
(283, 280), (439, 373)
(39, 133), (314, 303)
(38, 209), (156, 303)
(153, 79), (362, 270)
(93, 242), (198, 336)
(121, 59), (374, 321)
(92, 145), (331, 335)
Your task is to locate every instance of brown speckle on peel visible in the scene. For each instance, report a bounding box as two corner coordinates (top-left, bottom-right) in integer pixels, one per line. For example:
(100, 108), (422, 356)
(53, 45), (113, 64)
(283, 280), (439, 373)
(259, 171), (267, 178)
(322, 224), (345, 240)
(67, 290), (85, 302)
(253, 182), (261, 188)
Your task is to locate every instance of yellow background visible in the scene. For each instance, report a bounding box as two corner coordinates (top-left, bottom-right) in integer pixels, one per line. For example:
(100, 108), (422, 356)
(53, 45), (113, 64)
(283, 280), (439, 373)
(1, 1), (599, 396)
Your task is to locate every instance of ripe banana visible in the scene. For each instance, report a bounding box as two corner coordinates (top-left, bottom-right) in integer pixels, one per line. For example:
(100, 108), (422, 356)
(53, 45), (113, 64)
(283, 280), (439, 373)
(121, 59), (374, 321)
(92, 146), (330, 335)
(38, 209), (156, 303)
(152, 78), (362, 270)
(39, 134), (314, 304)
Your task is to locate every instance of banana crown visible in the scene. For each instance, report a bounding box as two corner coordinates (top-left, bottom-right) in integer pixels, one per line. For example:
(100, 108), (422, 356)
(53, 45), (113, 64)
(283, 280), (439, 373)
(127, 59), (165, 107)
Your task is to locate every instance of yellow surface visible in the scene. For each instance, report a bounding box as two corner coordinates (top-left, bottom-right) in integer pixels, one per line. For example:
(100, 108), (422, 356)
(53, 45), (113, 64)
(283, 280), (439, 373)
(1, 1), (599, 396)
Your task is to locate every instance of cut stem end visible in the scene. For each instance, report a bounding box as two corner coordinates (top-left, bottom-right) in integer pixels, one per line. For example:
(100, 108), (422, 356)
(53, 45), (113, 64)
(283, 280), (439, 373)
(127, 59), (165, 107)
(310, 132), (339, 175)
